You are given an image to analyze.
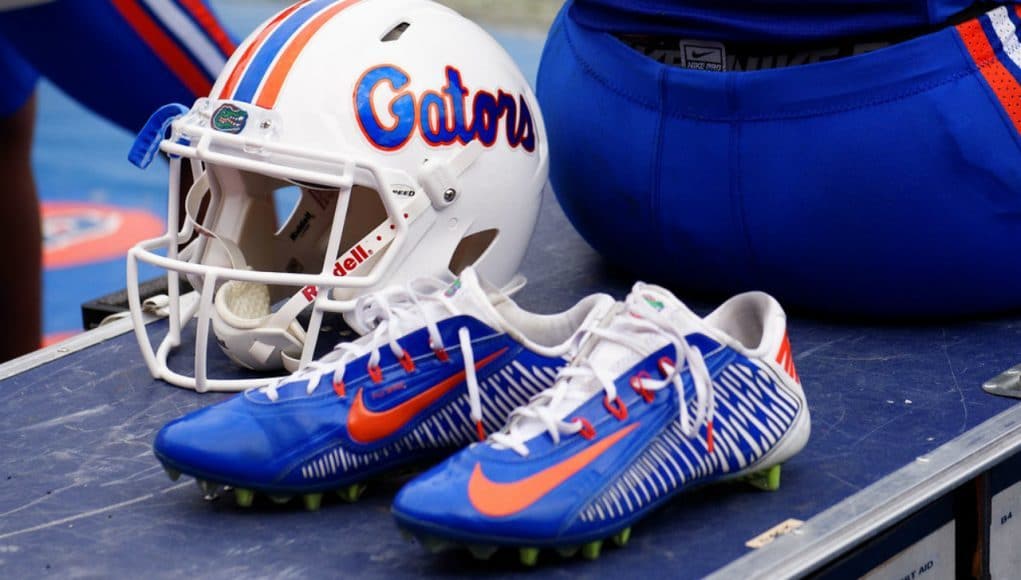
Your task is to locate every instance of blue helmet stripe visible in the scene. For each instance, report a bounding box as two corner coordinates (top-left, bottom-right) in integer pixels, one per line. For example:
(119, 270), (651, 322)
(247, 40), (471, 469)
(232, 0), (338, 103)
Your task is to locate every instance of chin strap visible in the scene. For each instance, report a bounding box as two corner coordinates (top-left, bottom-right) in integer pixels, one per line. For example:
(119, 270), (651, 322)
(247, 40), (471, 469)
(212, 279), (307, 371)
(207, 189), (432, 373)
(183, 172), (248, 270)
(239, 215), (404, 372)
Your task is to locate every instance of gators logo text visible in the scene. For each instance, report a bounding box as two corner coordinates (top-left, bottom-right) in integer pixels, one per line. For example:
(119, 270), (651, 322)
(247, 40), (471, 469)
(355, 65), (535, 152)
(212, 104), (248, 134)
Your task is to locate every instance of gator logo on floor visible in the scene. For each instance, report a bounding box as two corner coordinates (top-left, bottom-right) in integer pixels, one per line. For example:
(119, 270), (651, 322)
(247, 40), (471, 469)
(43, 202), (163, 269)
(212, 104), (248, 134)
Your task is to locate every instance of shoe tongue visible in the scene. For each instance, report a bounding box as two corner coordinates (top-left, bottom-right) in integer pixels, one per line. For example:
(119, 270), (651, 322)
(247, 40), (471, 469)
(341, 268), (501, 337)
(577, 284), (702, 378)
(441, 267), (502, 329)
(500, 284), (706, 446)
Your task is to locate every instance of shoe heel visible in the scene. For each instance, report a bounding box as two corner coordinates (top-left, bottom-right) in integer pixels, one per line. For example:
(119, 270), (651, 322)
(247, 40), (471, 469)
(744, 464), (782, 492)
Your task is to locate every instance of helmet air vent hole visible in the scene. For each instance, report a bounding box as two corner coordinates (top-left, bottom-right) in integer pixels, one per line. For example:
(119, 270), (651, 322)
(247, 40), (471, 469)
(448, 229), (498, 275)
(381, 22), (410, 42)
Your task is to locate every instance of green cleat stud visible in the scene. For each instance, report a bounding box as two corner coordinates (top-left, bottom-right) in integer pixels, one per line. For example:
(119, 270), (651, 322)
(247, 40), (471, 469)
(582, 540), (603, 560)
(519, 547), (540, 567)
(337, 483), (366, 503)
(556, 546), (579, 558)
(747, 464), (782, 492)
(468, 545), (498, 561)
(303, 493), (323, 512)
(613, 527), (632, 547)
(234, 488), (255, 508)
(420, 535), (451, 554)
(268, 495), (292, 505)
(163, 466), (181, 482)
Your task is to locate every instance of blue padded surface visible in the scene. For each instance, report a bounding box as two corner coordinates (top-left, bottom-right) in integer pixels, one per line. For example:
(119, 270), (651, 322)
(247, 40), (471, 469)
(1, 195), (1019, 578)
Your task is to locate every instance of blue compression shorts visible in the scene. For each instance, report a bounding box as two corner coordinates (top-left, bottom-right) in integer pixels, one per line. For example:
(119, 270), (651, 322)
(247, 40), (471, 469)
(538, 2), (1021, 317)
(0, 0), (235, 132)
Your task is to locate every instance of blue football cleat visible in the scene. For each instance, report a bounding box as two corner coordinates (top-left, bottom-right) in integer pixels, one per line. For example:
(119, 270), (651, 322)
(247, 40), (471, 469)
(392, 284), (810, 563)
(153, 268), (614, 509)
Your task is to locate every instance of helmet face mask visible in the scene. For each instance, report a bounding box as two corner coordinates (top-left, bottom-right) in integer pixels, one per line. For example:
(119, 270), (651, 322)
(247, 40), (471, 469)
(128, 121), (430, 391)
(126, 0), (548, 392)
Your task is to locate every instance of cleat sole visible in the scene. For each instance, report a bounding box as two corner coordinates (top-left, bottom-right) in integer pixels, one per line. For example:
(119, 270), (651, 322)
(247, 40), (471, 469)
(234, 488), (255, 508)
(187, 480), (378, 511)
(303, 493), (323, 512)
(519, 547), (540, 567)
(745, 464), (782, 492)
(407, 530), (636, 566)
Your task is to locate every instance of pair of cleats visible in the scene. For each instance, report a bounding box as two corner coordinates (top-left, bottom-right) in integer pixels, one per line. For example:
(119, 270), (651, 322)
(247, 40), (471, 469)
(154, 267), (810, 565)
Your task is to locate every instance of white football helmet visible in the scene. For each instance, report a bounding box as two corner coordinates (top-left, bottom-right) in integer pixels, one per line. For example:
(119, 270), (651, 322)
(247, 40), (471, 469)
(126, 0), (548, 392)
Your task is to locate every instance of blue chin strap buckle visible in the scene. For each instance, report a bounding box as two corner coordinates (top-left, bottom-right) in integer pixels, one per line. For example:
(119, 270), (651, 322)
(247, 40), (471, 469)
(129, 103), (190, 169)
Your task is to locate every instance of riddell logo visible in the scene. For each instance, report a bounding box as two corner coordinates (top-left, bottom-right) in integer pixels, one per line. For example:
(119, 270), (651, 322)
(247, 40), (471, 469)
(289, 212), (314, 241)
(300, 245), (371, 302)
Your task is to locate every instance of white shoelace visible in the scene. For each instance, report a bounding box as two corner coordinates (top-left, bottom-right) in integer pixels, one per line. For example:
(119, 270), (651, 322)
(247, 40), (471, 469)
(258, 279), (491, 438)
(491, 298), (715, 457)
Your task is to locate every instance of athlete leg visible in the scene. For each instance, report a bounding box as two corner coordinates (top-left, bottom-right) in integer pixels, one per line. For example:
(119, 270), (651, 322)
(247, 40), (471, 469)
(0, 29), (41, 361)
(0, 0), (234, 361)
(0, 0), (236, 133)
(0, 95), (41, 362)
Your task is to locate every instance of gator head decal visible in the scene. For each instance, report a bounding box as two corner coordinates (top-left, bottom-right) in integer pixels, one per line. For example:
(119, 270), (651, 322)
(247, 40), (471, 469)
(212, 104), (249, 134)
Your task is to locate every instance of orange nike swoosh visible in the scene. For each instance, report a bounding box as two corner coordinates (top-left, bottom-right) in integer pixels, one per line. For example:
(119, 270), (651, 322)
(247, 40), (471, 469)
(468, 422), (640, 518)
(347, 347), (508, 444)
